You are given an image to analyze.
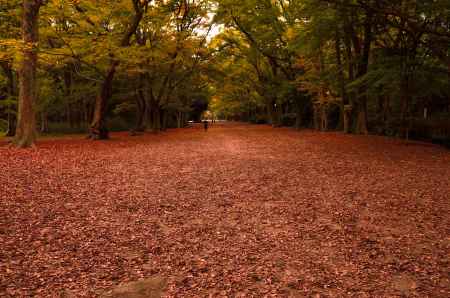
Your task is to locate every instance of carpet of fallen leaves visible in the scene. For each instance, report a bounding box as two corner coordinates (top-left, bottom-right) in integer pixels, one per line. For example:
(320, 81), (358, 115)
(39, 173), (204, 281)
(1, 122), (450, 297)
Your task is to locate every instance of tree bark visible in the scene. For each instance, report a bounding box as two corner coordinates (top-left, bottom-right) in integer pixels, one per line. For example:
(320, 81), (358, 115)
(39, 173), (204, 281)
(335, 29), (347, 131)
(89, 62), (118, 139)
(63, 68), (74, 128)
(177, 111), (183, 128)
(163, 109), (169, 131)
(295, 99), (302, 130)
(40, 111), (49, 133)
(133, 76), (147, 132)
(151, 106), (161, 133)
(354, 10), (373, 135)
(321, 106), (328, 131)
(134, 92), (147, 132)
(14, 0), (41, 148)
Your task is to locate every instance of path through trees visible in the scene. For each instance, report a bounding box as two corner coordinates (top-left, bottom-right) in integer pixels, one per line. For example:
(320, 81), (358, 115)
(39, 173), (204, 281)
(1, 123), (449, 296)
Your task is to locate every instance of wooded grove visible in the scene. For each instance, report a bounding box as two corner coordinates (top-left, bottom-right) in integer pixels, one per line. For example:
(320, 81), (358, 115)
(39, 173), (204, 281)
(0, 0), (449, 147)
(1, 1), (450, 297)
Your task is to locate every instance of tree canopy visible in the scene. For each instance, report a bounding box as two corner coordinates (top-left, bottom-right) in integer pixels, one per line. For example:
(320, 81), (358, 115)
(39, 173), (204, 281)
(0, 0), (449, 147)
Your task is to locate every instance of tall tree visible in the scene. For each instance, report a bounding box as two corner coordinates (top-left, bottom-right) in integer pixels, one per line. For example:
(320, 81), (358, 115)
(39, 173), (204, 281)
(89, 0), (150, 139)
(13, 0), (43, 147)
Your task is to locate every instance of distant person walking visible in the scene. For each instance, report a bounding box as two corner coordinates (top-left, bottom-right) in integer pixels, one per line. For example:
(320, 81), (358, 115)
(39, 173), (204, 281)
(203, 120), (208, 132)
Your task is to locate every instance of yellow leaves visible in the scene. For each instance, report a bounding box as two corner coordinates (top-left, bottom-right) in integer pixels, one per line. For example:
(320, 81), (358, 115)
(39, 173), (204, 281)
(0, 39), (21, 49)
(285, 27), (297, 41)
(0, 39), (37, 65)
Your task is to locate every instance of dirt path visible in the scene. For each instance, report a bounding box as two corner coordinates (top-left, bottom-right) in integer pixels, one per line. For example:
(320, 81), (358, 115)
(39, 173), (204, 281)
(1, 123), (450, 297)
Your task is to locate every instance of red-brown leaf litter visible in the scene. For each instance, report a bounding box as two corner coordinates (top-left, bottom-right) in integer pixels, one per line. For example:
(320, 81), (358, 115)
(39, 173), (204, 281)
(1, 123), (450, 297)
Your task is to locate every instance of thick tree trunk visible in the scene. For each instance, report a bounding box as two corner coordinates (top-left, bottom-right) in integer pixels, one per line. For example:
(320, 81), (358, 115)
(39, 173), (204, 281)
(14, 0), (41, 148)
(89, 62), (118, 139)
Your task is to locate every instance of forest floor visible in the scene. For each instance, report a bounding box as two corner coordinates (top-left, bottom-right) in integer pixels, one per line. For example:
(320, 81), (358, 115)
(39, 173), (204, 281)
(1, 123), (450, 297)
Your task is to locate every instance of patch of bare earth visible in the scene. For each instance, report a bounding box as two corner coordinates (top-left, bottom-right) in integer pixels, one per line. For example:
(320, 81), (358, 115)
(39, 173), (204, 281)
(1, 123), (449, 297)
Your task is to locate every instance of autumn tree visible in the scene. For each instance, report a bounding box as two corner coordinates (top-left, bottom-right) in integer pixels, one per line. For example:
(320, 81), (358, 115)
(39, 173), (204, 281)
(12, 0), (44, 147)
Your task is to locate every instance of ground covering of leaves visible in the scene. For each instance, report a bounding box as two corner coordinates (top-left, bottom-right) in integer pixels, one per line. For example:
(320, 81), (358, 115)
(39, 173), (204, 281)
(1, 123), (450, 297)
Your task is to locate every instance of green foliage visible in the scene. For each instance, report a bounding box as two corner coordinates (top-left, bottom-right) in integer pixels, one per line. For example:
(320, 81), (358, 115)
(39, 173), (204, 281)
(0, 0), (449, 138)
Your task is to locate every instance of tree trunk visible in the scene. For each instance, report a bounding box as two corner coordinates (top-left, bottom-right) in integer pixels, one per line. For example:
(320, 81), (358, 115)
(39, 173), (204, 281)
(313, 104), (321, 130)
(180, 112), (185, 128)
(134, 86), (147, 132)
(353, 10), (373, 135)
(343, 105), (352, 133)
(89, 62), (118, 139)
(152, 107), (161, 133)
(400, 84), (410, 139)
(148, 98), (161, 133)
(88, 2), (146, 139)
(177, 111), (183, 128)
(63, 68), (74, 128)
(335, 29), (347, 131)
(355, 105), (368, 135)
(40, 111), (49, 133)
(83, 100), (89, 124)
(161, 109), (168, 131)
(295, 99), (302, 130)
(14, 0), (41, 148)
(321, 106), (328, 131)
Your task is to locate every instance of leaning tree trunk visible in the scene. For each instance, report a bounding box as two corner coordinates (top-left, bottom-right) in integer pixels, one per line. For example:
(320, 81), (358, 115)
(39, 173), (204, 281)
(89, 62), (118, 139)
(14, 0), (41, 148)
(88, 0), (147, 139)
